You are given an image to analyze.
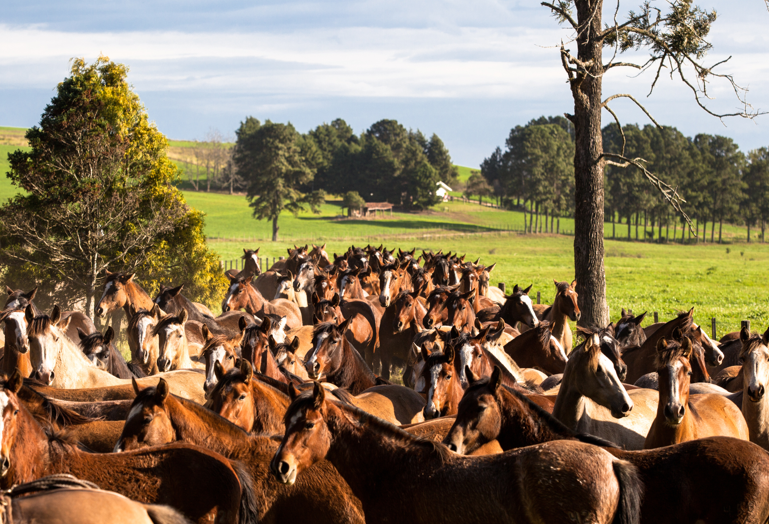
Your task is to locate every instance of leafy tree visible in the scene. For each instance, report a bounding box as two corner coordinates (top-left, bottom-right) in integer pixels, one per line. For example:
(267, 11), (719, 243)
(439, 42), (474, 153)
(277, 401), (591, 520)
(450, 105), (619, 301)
(542, 0), (757, 325)
(234, 121), (322, 241)
(480, 146), (507, 203)
(465, 172), (494, 203)
(743, 148), (769, 242)
(341, 191), (366, 214)
(425, 134), (459, 184)
(0, 57), (226, 319)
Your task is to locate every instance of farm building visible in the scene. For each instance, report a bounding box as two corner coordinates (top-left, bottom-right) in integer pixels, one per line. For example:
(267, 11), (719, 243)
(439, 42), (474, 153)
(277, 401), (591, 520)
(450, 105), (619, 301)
(349, 202), (394, 217)
(436, 181), (452, 201)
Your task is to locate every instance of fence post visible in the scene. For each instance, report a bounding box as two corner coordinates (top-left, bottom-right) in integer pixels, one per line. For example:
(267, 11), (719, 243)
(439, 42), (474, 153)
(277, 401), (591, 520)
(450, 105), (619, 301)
(498, 282), (506, 294)
(711, 318), (717, 340)
(536, 291), (541, 305)
(219, 260), (223, 270)
(742, 320), (751, 333)
(653, 312), (659, 323)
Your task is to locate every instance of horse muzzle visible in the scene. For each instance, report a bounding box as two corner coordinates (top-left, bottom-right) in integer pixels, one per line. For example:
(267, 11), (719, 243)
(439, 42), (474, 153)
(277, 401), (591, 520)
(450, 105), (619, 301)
(570, 312), (581, 322)
(748, 384), (766, 402)
(423, 405), (440, 420)
(610, 399), (632, 419)
(270, 456), (298, 485)
(157, 358), (171, 373)
(35, 370), (54, 385)
(663, 403), (685, 425)
(708, 350), (724, 367)
(96, 306), (105, 318)
(424, 317), (435, 329)
(293, 281), (301, 292)
(221, 304), (230, 313)
(0, 455), (10, 477)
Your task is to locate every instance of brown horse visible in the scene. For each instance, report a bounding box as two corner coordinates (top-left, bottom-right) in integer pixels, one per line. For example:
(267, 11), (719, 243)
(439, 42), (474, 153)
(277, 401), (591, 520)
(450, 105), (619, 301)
(116, 378), (365, 524)
(378, 260), (411, 308)
(126, 305), (164, 376)
(222, 276), (302, 329)
(271, 382), (642, 524)
(614, 309), (647, 348)
(202, 327), (244, 395)
(225, 248), (263, 280)
(739, 326), (769, 449)
(79, 327), (143, 379)
(207, 360), (290, 434)
(0, 305), (33, 380)
(337, 268), (369, 300)
(154, 310), (196, 373)
(304, 321), (377, 395)
(377, 291), (426, 380)
(273, 337), (310, 381)
(443, 367), (769, 524)
(502, 322), (567, 375)
(644, 336), (748, 449)
(444, 289), (476, 333)
(552, 333), (657, 450)
(239, 317), (290, 385)
(422, 286), (454, 329)
(409, 265), (435, 298)
(541, 280), (579, 352)
(417, 345), (464, 419)
(494, 284), (539, 329)
(96, 272), (155, 319)
(309, 243), (331, 268)
(0, 371), (253, 524)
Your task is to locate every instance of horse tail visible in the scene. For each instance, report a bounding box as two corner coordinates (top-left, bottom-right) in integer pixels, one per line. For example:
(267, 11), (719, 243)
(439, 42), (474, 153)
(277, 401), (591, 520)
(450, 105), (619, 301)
(611, 459), (643, 524)
(231, 459), (260, 524)
(145, 504), (194, 524)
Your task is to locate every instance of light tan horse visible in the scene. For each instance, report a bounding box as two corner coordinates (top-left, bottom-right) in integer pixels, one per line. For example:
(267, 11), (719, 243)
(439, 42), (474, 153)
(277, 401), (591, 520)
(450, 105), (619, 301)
(154, 310), (201, 373)
(542, 280), (579, 352)
(739, 326), (769, 450)
(552, 333), (658, 450)
(645, 336), (748, 449)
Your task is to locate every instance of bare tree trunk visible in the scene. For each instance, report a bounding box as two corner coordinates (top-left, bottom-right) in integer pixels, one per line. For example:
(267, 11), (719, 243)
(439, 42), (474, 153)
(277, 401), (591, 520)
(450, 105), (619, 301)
(534, 203), (539, 233)
(673, 217), (677, 243)
(635, 213), (639, 240)
(710, 216), (715, 243)
(272, 216), (280, 242)
(748, 220), (751, 243)
(523, 201), (528, 233)
(718, 219), (723, 243)
(659, 216), (663, 242)
(612, 210), (615, 239)
(627, 214), (631, 240)
(557, 216), (560, 234)
(643, 211), (648, 241)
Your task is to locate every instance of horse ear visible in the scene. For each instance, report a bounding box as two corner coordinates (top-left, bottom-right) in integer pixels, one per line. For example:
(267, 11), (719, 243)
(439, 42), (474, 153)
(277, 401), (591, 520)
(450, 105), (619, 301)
(633, 312), (647, 325)
(287, 270), (294, 281)
(763, 327), (769, 346)
(421, 345), (432, 361)
(571, 280), (577, 289)
(287, 248), (293, 256)
(214, 360), (225, 382)
(241, 359), (254, 382)
(553, 279), (559, 287)
(169, 285), (184, 297)
(255, 247), (260, 255)
(490, 366), (502, 392)
(474, 318), (482, 331)
(6, 368), (22, 394)
(466, 366), (479, 385)
(104, 326), (115, 345)
(681, 337), (693, 360)
(151, 304), (163, 320)
(331, 294), (340, 308)
(25, 287), (38, 301)
(671, 327), (683, 341)
(290, 337), (300, 353)
(312, 381), (325, 410)
(741, 326), (751, 343)
(288, 383), (301, 401)
(687, 308), (694, 318)
(450, 326), (460, 339)
(338, 317), (351, 333)
(5, 286), (13, 295)
(51, 305), (61, 325)
(393, 259), (401, 271)
(445, 344), (455, 364)
(132, 376), (141, 396)
(512, 284), (520, 294)
(486, 263), (496, 274)
(156, 379), (169, 402)
(524, 284), (533, 295)
(202, 324), (213, 342)
(238, 316), (248, 334)
(178, 308), (188, 325)
(621, 308), (627, 317)
(656, 338), (668, 353)
(77, 328), (87, 341)
(260, 316), (272, 334)
(268, 335), (277, 350)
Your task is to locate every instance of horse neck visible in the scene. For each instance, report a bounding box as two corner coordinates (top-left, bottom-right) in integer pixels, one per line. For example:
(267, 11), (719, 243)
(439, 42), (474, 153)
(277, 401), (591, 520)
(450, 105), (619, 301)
(742, 376), (769, 447)
(245, 285), (265, 314)
(550, 295), (569, 340)
(5, 403), (49, 487)
(649, 379), (694, 446)
(324, 402), (444, 501)
(3, 324), (31, 377)
(329, 338), (376, 393)
(551, 354), (589, 430)
(498, 388), (575, 449)
(505, 331), (542, 368)
(53, 330), (120, 388)
(250, 381), (290, 434)
(166, 394), (250, 454)
(123, 282), (154, 314)
(108, 346), (133, 378)
(259, 349), (288, 384)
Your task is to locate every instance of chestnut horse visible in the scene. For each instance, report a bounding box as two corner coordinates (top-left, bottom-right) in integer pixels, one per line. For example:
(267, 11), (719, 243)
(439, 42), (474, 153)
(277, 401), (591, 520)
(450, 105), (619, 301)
(377, 291), (426, 380)
(502, 322), (567, 375)
(644, 336), (748, 449)
(126, 305), (163, 376)
(96, 272), (155, 319)
(422, 286), (455, 329)
(443, 367), (769, 524)
(0, 305), (33, 379)
(444, 290), (477, 334)
(115, 378), (365, 524)
(270, 382), (642, 524)
(0, 371), (252, 524)
(221, 276), (302, 330)
(739, 326), (769, 449)
(552, 334), (658, 450)
(78, 327), (143, 379)
(304, 321), (377, 395)
(541, 280), (579, 352)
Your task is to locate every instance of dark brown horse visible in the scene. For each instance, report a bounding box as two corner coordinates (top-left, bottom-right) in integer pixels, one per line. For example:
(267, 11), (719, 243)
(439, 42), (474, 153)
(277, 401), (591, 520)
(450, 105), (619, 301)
(115, 378), (365, 524)
(304, 322), (377, 395)
(377, 291), (426, 380)
(0, 371), (253, 524)
(503, 322), (567, 375)
(78, 327), (144, 379)
(154, 285), (239, 336)
(493, 284), (539, 329)
(225, 248), (263, 280)
(541, 280), (580, 352)
(221, 276), (302, 329)
(614, 309), (647, 348)
(270, 382), (643, 524)
(443, 366), (769, 524)
(207, 360), (290, 434)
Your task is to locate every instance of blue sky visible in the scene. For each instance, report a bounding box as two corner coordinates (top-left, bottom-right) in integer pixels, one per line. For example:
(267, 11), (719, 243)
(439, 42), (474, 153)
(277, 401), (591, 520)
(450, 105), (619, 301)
(2, 0), (768, 166)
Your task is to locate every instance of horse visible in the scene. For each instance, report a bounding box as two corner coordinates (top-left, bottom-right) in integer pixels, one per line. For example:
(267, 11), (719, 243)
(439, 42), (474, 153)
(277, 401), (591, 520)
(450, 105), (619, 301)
(738, 326), (769, 450)
(304, 321), (377, 395)
(377, 291), (426, 380)
(552, 333), (658, 450)
(417, 345), (464, 419)
(458, 264), (496, 313)
(154, 285), (240, 336)
(502, 322), (568, 375)
(378, 260), (411, 308)
(202, 327), (244, 395)
(541, 280), (579, 352)
(409, 266), (435, 298)
(115, 377), (365, 524)
(6, 286), (96, 344)
(614, 309), (647, 347)
(96, 272), (155, 319)
(309, 243), (331, 268)
(312, 267), (339, 301)
(0, 371), (252, 524)
(154, 310), (196, 373)
(126, 305), (163, 376)
(337, 268), (369, 300)
(443, 367), (769, 524)
(224, 247), (262, 280)
(0, 305), (33, 380)
(422, 286), (455, 329)
(444, 290), (477, 333)
(270, 382), (643, 524)
(207, 360), (290, 434)
(222, 276), (302, 329)
(493, 284), (539, 330)
(78, 327), (144, 379)
(644, 336), (748, 449)
(273, 337), (310, 381)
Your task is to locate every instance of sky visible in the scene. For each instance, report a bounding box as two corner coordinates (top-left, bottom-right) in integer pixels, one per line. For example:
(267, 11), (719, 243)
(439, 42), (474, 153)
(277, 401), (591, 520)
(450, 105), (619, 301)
(2, 0), (769, 167)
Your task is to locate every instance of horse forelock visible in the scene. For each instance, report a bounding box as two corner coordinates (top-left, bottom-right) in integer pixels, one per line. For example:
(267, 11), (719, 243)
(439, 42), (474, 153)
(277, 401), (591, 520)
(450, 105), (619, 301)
(27, 315), (52, 337)
(79, 331), (106, 353)
(154, 314), (184, 334)
(740, 334), (767, 359)
(654, 339), (691, 369)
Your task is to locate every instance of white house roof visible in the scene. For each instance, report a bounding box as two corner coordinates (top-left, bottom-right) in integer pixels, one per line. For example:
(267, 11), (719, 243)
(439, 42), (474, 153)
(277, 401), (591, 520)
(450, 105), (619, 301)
(436, 181), (453, 192)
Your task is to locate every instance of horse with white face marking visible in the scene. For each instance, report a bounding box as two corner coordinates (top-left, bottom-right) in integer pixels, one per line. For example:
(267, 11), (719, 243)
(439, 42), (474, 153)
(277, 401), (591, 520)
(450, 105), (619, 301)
(337, 268), (369, 301)
(153, 310), (195, 373)
(738, 326), (769, 450)
(0, 307), (32, 379)
(201, 324), (243, 395)
(552, 333), (658, 450)
(96, 272), (155, 319)
(497, 284), (539, 330)
(126, 305), (163, 376)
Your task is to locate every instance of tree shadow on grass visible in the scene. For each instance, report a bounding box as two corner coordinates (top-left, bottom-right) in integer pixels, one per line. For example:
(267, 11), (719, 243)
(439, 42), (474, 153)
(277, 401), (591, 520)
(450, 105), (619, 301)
(295, 216), (497, 233)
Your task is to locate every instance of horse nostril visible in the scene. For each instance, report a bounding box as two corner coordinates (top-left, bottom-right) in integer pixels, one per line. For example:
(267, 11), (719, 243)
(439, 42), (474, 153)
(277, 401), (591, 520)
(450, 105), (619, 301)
(447, 443), (457, 452)
(279, 461), (290, 475)
(622, 402), (630, 413)
(678, 406), (685, 417)
(50, 371), (55, 380)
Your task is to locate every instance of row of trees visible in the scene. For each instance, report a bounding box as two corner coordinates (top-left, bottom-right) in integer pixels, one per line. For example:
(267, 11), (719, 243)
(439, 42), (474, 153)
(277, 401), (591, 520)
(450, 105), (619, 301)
(480, 117), (769, 243)
(232, 117), (458, 240)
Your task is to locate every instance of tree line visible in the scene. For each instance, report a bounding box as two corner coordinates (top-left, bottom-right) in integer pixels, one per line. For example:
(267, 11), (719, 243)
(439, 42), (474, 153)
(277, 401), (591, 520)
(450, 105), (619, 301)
(480, 116), (769, 243)
(231, 117), (458, 240)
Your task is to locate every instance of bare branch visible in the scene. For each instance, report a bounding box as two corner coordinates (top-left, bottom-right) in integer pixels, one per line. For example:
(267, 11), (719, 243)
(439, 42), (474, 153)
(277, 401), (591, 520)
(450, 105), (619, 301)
(602, 105), (626, 157)
(601, 93), (662, 128)
(601, 152), (694, 234)
(604, 61), (643, 71)
(541, 2), (578, 30)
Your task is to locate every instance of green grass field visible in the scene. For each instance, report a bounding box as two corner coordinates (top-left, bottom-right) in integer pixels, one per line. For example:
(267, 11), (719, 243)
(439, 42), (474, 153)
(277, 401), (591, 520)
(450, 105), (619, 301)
(455, 165), (477, 183)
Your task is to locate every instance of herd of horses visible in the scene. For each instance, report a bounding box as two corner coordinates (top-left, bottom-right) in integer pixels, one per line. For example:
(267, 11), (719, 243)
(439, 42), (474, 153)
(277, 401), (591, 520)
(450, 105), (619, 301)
(1, 243), (769, 523)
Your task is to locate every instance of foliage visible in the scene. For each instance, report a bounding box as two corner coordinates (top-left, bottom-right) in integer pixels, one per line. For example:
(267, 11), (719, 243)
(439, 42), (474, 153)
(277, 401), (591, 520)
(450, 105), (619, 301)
(0, 57), (226, 318)
(341, 191), (366, 212)
(464, 172), (493, 202)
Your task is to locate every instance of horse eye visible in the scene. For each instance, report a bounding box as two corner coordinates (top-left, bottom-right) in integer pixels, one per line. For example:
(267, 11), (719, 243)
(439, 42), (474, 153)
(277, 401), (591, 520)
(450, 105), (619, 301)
(596, 368), (604, 375)
(446, 374), (452, 380)
(687, 372), (692, 377)
(739, 357), (745, 364)
(13, 410), (18, 416)
(143, 416), (153, 424)
(304, 422), (315, 430)
(238, 394), (247, 401)
(228, 355), (234, 360)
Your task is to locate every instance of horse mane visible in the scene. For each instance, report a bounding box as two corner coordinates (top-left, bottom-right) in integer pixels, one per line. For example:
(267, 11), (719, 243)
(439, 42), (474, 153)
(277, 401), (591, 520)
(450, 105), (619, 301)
(44, 426), (80, 450)
(330, 387), (356, 405)
(18, 385), (99, 426)
(28, 315), (53, 336)
(740, 334), (767, 359)
(577, 325), (622, 361)
(153, 313), (184, 334)
(78, 331), (106, 353)
(286, 390), (452, 462)
(514, 321), (552, 348)
(127, 308), (153, 331)
(654, 338), (690, 369)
